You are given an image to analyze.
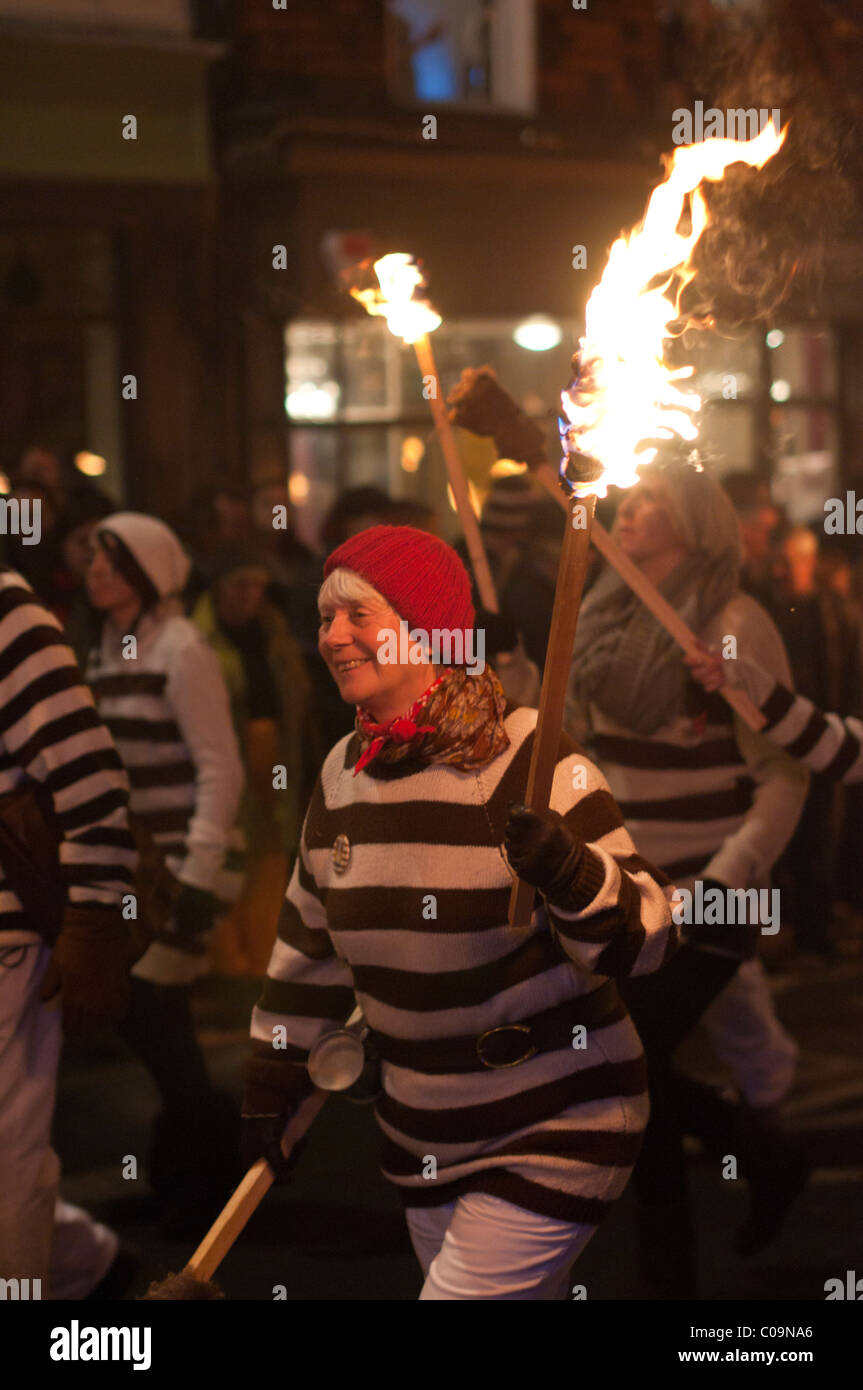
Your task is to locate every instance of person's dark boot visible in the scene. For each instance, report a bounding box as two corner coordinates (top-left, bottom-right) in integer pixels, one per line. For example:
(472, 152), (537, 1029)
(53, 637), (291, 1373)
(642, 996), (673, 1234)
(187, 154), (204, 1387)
(731, 1105), (813, 1258)
(636, 1198), (699, 1299)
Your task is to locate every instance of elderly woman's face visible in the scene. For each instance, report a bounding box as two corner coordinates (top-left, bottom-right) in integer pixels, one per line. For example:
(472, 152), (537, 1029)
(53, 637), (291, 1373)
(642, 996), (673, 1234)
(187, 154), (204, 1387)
(318, 591), (434, 717)
(614, 485), (685, 563)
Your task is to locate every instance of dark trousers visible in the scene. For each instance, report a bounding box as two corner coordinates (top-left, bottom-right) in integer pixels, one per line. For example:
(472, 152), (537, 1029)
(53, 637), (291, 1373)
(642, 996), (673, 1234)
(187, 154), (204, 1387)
(624, 945), (740, 1206)
(120, 977), (211, 1115)
(119, 978), (240, 1200)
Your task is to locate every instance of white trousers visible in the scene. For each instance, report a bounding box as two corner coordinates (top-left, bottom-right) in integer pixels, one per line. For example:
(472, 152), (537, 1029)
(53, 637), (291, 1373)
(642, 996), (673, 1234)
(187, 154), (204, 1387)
(702, 956), (798, 1108)
(0, 942), (117, 1298)
(406, 1192), (597, 1301)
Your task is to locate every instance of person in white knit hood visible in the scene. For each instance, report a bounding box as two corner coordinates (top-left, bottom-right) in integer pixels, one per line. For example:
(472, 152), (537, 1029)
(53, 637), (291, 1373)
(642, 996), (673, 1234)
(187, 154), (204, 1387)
(85, 511), (245, 1233)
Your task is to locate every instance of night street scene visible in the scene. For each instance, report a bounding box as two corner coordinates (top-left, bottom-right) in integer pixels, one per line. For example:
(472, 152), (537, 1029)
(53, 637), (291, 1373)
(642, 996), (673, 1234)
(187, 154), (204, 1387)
(1, 0), (862, 1370)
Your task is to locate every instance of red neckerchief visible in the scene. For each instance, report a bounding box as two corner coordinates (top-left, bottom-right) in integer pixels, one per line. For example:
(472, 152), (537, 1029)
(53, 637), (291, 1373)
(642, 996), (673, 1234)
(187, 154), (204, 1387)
(353, 673), (447, 776)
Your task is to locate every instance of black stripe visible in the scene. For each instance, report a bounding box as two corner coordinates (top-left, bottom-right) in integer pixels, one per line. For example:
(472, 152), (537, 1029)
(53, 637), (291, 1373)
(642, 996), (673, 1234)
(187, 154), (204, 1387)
(45, 749), (125, 795)
(592, 733), (742, 771)
(257, 977), (355, 1020)
(71, 826), (136, 849)
(785, 710), (830, 759)
(374, 986), (625, 1073)
(10, 708), (109, 772)
(90, 672), (167, 697)
(58, 788), (129, 832)
(352, 931), (567, 1012)
(382, 1124), (643, 1176)
(127, 760), (195, 790)
(376, 1055), (648, 1143)
(277, 897), (335, 961)
(0, 582), (50, 623)
(321, 884), (512, 935)
(296, 854), (327, 906)
(305, 794), (500, 851)
(61, 862), (135, 886)
(0, 624), (74, 684)
(0, 666), (87, 738)
(132, 808), (193, 835)
(561, 788), (622, 842)
(619, 779), (754, 822)
(106, 715), (182, 743)
(761, 683), (796, 730)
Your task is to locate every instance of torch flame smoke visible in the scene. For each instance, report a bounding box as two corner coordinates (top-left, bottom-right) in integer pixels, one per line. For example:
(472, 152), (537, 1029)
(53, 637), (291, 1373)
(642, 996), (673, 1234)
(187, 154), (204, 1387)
(561, 120), (787, 495)
(350, 252), (442, 344)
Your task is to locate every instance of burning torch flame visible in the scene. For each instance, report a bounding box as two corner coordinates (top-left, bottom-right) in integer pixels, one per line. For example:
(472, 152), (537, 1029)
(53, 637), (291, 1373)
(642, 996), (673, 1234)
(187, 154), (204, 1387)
(350, 252), (442, 344)
(561, 120), (787, 495)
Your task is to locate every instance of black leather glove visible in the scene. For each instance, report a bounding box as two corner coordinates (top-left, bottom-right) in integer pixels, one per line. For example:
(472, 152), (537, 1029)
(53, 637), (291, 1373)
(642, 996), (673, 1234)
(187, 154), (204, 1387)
(173, 885), (216, 942)
(241, 1052), (312, 1183)
(685, 877), (759, 961)
(474, 605), (519, 660)
(504, 804), (587, 903)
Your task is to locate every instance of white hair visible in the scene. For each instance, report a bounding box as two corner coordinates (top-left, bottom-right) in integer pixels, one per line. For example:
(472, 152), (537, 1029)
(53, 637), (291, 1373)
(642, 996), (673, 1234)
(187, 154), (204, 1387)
(318, 566), (391, 613)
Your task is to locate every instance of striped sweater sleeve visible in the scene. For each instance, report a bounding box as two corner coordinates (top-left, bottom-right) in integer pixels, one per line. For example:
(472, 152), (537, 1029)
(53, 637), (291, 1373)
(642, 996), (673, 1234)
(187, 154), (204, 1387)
(542, 748), (680, 978)
(723, 652), (863, 785)
(249, 789), (355, 1068)
(0, 575), (135, 909)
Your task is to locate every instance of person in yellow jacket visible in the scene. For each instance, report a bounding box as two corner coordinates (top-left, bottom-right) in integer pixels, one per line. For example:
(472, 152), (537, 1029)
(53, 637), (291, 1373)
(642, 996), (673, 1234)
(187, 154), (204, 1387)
(192, 548), (322, 976)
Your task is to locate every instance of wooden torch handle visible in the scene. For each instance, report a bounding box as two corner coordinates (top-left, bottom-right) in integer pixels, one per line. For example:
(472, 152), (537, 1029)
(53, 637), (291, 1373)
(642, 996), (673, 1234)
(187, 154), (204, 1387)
(508, 493), (597, 928)
(184, 1008), (363, 1283)
(414, 334), (499, 614)
(536, 466), (766, 732)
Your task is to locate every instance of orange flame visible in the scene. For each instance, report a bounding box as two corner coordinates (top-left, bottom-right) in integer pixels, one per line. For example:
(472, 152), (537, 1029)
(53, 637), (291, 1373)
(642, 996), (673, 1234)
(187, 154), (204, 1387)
(561, 120), (787, 495)
(350, 253), (442, 344)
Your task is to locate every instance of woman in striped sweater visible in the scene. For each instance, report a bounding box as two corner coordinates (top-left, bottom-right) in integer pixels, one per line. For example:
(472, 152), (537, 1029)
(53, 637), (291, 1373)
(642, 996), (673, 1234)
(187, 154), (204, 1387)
(242, 524), (678, 1300)
(85, 512), (244, 1233)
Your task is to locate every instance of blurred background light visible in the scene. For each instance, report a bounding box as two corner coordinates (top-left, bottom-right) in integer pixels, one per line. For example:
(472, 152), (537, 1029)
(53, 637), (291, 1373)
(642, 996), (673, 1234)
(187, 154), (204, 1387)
(75, 451), (107, 476)
(512, 315), (563, 352)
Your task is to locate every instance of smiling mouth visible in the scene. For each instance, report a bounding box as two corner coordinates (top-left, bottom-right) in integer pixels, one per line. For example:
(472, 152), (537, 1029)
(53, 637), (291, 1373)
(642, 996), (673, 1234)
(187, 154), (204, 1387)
(335, 658), (373, 673)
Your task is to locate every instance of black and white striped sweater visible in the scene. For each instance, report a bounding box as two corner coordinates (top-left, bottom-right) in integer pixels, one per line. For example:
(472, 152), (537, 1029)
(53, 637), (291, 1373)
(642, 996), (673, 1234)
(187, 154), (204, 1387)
(568, 593), (808, 894)
(0, 571), (135, 943)
(724, 653), (863, 784)
(251, 704), (678, 1225)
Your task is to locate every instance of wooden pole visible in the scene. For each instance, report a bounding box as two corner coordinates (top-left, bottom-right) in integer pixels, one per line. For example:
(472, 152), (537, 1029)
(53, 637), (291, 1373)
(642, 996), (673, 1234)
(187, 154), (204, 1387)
(536, 465), (766, 732)
(508, 492), (597, 929)
(184, 1007), (363, 1283)
(413, 333), (499, 613)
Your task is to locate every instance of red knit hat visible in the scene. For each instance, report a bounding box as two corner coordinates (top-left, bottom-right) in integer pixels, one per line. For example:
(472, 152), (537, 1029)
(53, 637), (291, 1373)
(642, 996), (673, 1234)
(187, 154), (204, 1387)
(324, 525), (475, 633)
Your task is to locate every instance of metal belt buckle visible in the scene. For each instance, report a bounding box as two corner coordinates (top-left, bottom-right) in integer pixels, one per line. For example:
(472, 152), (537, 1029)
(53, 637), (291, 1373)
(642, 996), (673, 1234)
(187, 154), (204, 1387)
(476, 1023), (538, 1069)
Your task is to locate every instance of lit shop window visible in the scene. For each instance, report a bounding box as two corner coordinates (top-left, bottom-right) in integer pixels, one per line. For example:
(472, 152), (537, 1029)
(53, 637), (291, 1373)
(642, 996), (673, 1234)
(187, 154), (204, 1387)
(666, 325), (760, 478)
(384, 0), (536, 114)
(767, 326), (838, 526)
(285, 314), (574, 545)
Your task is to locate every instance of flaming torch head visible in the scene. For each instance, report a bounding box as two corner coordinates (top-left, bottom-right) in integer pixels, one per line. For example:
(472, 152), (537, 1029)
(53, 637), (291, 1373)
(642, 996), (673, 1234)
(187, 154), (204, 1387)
(560, 119), (787, 499)
(349, 252), (442, 344)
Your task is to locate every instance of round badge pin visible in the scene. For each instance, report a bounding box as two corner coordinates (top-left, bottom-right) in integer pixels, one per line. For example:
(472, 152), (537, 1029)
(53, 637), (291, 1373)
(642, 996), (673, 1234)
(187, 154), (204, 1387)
(332, 833), (351, 874)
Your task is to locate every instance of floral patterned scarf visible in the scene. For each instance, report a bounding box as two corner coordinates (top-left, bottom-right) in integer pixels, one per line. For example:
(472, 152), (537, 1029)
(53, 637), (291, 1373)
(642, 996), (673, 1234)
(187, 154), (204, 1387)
(353, 667), (509, 775)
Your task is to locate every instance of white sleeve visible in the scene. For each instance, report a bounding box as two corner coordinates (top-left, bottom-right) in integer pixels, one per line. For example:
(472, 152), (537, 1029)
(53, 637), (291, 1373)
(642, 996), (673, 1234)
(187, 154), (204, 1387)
(701, 595), (809, 887)
(165, 635), (245, 892)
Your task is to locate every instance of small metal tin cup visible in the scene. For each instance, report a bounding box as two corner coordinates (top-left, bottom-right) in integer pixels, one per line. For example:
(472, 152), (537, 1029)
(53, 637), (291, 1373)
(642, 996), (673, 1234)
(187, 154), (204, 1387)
(307, 1028), (366, 1092)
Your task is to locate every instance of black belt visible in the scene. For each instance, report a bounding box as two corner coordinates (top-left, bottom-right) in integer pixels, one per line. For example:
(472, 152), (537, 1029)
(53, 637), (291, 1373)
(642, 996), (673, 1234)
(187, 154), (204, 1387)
(372, 979), (625, 1074)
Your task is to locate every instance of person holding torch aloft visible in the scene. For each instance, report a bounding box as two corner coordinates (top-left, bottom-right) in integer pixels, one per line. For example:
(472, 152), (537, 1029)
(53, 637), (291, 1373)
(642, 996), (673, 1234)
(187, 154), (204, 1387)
(242, 523), (679, 1300)
(567, 462), (811, 1294)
